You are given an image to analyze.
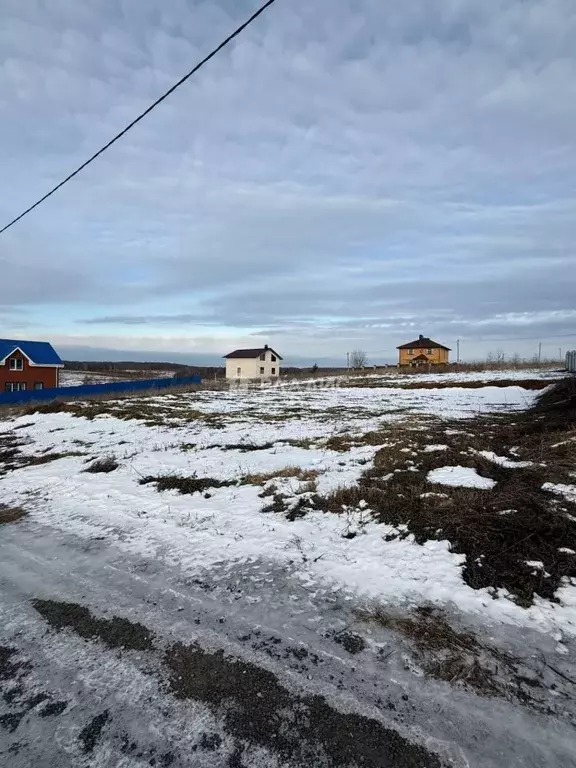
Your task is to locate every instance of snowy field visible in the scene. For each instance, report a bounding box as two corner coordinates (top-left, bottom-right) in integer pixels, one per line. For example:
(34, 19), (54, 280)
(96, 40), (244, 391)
(0, 377), (571, 633)
(1, 370), (575, 767)
(285, 365), (566, 388)
(59, 369), (175, 387)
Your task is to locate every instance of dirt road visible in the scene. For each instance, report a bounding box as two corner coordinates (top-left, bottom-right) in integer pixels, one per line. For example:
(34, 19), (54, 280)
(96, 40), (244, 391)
(1, 517), (575, 767)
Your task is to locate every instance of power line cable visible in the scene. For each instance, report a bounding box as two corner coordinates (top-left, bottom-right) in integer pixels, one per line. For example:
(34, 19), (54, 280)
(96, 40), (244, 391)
(0, 0), (278, 235)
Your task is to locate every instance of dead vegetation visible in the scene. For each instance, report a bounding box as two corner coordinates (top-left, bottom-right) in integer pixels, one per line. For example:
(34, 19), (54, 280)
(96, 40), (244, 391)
(356, 605), (569, 711)
(216, 441), (277, 452)
(19, 397), (220, 429)
(0, 430), (85, 475)
(240, 466), (320, 486)
(264, 379), (576, 606)
(139, 474), (235, 495)
(0, 505), (28, 525)
(347, 378), (555, 391)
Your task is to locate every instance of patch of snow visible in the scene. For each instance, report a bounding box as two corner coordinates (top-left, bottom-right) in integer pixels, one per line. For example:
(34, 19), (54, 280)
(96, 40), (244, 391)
(526, 561), (544, 570)
(559, 548), (576, 555)
(477, 450), (533, 468)
(423, 444), (448, 452)
(542, 483), (576, 503)
(427, 466), (496, 489)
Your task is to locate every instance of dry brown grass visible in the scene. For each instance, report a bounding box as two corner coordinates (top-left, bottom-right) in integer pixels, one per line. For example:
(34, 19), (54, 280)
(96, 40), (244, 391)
(240, 466), (321, 486)
(355, 605), (550, 706)
(348, 378), (556, 391)
(0, 505), (28, 524)
(269, 379), (576, 606)
(140, 474), (235, 495)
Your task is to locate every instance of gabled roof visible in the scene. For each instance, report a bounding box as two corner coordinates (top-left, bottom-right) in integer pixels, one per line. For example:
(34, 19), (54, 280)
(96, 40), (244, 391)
(397, 335), (451, 351)
(411, 353), (430, 362)
(224, 347), (283, 360)
(0, 338), (63, 366)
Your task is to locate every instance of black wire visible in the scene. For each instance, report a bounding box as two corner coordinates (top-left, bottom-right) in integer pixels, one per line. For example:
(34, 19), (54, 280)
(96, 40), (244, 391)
(0, 0), (278, 235)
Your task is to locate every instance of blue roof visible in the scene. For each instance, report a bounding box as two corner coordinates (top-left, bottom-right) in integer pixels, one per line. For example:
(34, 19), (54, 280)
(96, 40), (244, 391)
(0, 339), (63, 366)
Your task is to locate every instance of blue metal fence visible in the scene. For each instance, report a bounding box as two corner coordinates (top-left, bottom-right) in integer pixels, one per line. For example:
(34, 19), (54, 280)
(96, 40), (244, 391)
(0, 375), (202, 406)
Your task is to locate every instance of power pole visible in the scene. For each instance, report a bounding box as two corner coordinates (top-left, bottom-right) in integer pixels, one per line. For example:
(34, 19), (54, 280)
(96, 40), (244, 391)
(559, 348), (562, 362)
(538, 342), (542, 364)
(346, 352), (350, 371)
(457, 339), (460, 364)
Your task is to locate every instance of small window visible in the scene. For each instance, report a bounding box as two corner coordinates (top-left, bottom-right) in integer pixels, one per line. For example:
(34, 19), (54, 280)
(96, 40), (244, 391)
(34, 382), (44, 390)
(260, 367), (265, 375)
(18, 383), (26, 391)
(427, 348), (432, 354)
(5, 383), (14, 392)
(271, 355), (277, 362)
(259, 353), (266, 361)
(236, 367), (242, 377)
(408, 349), (413, 355)
(271, 367), (276, 375)
(9, 357), (24, 370)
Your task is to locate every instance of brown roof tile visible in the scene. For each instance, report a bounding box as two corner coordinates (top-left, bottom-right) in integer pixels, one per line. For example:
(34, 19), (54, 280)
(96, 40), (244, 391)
(397, 335), (451, 351)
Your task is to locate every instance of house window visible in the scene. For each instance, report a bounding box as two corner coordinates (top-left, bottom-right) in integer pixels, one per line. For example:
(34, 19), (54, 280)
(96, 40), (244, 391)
(271, 355), (277, 362)
(260, 367), (265, 374)
(259, 353), (266, 361)
(236, 367), (242, 377)
(34, 382), (44, 390)
(408, 349), (413, 355)
(5, 382), (26, 392)
(9, 357), (24, 370)
(427, 348), (433, 354)
(271, 367), (276, 375)
(5, 383), (14, 392)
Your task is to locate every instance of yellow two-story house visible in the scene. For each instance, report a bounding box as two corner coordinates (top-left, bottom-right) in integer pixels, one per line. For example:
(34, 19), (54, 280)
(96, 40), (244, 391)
(397, 335), (451, 366)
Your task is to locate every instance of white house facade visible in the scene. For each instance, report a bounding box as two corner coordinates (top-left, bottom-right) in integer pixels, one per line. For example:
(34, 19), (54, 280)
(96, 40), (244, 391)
(224, 345), (282, 380)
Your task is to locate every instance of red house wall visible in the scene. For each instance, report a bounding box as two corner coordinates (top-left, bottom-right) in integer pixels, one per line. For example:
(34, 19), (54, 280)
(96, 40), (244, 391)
(0, 349), (59, 390)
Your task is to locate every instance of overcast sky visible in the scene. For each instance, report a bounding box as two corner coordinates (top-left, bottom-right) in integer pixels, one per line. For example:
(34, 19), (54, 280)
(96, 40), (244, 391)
(1, 0), (575, 364)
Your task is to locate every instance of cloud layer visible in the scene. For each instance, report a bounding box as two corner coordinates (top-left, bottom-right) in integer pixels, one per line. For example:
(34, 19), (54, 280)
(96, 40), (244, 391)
(1, 0), (575, 362)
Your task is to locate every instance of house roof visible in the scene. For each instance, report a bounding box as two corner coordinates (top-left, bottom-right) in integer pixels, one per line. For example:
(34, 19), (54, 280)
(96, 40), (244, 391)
(224, 346), (283, 360)
(397, 335), (451, 351)
(411, 353), (430, 362)
(0, 338), (63, 366)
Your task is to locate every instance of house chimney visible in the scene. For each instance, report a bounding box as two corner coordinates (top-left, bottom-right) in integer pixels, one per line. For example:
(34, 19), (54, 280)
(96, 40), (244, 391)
(419, 334), (424, 340)
(264, 344), (269, 349)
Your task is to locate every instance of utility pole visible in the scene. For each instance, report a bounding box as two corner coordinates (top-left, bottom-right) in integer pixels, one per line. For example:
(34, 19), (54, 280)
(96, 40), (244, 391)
(346, 352), (350, 371)
(457, 339), (460, 364)
(538, 342), (542, 364)
(559, 348), (562, 362)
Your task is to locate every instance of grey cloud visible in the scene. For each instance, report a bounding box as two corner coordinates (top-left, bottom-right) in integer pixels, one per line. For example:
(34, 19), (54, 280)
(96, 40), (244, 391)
(79, 313), (216, 325)
(0, 0), (575, 359)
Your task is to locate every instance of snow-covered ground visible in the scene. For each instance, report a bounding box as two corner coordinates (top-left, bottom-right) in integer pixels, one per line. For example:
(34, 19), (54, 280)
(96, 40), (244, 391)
(59, 369), (175, 387)
(281, 366), (565, 388)
(0, 376), (572, 635)
(1, 370), (575, 767)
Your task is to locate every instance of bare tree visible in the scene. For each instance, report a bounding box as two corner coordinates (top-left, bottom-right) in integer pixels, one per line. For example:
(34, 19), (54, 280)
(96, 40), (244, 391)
(510, 352), (521, 368)
(350, 349), (367, 369)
